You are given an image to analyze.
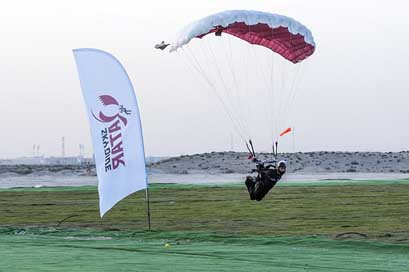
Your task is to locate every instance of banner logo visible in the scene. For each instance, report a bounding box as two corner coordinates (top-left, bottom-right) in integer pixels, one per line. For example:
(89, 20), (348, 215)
(92, 95), (132, 172)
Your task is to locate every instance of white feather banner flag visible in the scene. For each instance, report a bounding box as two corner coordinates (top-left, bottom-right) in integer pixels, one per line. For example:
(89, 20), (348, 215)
(73, 48), (147, 217)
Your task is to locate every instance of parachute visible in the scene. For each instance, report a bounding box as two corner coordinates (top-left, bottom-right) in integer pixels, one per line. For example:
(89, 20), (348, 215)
(167, 10), (315, 153)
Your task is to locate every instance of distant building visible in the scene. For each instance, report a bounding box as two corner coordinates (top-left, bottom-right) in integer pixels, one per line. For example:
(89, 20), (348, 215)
(1, 155), (166, 165)
(1, 156), (94, 165)
(44, 156), (94, 165)
(6, 156), (46, 165)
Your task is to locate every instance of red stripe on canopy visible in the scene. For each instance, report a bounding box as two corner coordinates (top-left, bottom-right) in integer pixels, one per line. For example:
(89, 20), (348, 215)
(197, 22), (314, 63)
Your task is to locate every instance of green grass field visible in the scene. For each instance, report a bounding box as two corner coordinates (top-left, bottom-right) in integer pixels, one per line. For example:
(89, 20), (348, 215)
(1, 180), (409, 271)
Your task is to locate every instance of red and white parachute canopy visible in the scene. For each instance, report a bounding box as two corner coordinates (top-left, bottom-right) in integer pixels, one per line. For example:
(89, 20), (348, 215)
(169, 10), (315, 63)
(167, 10), (315, 152)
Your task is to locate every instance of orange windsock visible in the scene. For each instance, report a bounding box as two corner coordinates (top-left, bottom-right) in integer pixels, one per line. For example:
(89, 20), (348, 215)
(279, 127), (292, 137)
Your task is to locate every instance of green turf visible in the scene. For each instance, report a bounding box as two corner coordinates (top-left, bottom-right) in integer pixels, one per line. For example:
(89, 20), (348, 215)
(1, 181), (409, 271)
(1, 228), (408, 272)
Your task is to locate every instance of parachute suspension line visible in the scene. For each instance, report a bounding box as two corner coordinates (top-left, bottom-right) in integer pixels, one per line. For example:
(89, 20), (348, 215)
(279, 59), (309, 136)
(275, 56), (285, 144)
(281, 63), (303, 129)
(245, 42), (253, 140)
(284, 59), (311, 127)
(269, 53), (276, 149)
(250, 45), (271, 121)
(224, 35), (252, 139)
(276, 59), (287, 140)
(184, 45), (248, 142)
(243, 22), (256, 142)
(276, 62), (292, 134)
(180, 46), (247, 142)
(269, 53), (277, 145)
(263, 50), (277, 141)
(201, 38), (249, 139)
(216, 35), (248, 136)
(249, 44), (268, 139)
(205, 38), (250, 136)
(270, 54), (277, 147)
(239, 36), (255, 141)
(254, 44), (273, 147)
(268, 27), (277, 148)
(278, 32), (297, 138)
(276, 58), (295, 142)
(243, 42), (254, 140)
(251, 45), (279, 149)
(198, 40), (246, 139)
(238, 39), (254, 140)
(276, 59), (308, 149)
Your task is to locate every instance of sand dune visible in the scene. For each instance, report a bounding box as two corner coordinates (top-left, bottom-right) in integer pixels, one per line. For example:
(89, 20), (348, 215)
(150, 151), (409, 175)
(2, 151), (409, 176)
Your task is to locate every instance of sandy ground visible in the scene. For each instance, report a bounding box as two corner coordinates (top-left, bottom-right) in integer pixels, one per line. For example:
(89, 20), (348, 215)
(150, 151), (409, 174)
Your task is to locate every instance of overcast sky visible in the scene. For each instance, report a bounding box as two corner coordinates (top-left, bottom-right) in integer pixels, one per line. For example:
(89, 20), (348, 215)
(1, 0), (408, 158)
